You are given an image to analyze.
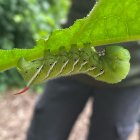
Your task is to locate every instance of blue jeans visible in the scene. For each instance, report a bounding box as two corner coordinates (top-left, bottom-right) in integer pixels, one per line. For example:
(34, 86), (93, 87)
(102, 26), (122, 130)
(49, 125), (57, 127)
(27, 76), (140, 140)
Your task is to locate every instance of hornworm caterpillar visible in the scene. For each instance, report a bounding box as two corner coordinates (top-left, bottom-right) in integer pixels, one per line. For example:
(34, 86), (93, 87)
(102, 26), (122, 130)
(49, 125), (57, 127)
(15, 45), (130, 94)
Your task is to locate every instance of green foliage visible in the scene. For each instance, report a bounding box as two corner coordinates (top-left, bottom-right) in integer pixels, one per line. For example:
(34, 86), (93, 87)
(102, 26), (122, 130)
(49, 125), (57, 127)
(0, 0), (140, 88)
(0, 0), (70, 91)
(0, 0), (70, 49)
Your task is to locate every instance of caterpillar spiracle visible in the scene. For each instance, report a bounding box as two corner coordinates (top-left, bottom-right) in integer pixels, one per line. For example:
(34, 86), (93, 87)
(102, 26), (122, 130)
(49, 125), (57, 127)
(15, 45), (130, 94)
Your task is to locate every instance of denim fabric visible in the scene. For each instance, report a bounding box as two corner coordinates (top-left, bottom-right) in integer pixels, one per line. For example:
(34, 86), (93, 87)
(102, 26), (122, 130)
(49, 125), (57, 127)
(27, 77), (140, 140)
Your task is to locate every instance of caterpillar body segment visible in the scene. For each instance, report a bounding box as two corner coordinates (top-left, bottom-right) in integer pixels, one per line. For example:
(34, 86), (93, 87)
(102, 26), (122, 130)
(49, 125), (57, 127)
(17, 58), (43, 84)
(17, 45), (130, 88)
(58, 49), (80, 76)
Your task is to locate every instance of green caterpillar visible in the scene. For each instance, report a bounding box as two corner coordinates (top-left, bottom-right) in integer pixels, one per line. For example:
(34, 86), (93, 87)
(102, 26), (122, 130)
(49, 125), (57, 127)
(16, 45), (130, 94)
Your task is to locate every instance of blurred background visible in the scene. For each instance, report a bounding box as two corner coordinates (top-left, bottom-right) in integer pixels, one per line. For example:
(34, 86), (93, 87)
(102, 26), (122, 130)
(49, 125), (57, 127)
(0, 0), (139, 140)
(0, 0), (70, 93)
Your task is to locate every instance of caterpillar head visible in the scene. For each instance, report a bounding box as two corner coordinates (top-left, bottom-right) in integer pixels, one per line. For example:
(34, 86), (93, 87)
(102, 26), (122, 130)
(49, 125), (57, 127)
(92, 46), (130, 83)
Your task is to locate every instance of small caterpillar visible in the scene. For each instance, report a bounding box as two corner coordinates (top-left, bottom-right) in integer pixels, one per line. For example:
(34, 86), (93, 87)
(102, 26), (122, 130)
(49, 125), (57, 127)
(15, 45), (130, 94)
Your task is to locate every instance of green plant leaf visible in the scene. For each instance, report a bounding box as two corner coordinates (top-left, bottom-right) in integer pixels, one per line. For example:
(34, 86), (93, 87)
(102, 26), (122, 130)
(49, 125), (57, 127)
(0, 0), (140, 72)
(0, 48), (44, 72)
